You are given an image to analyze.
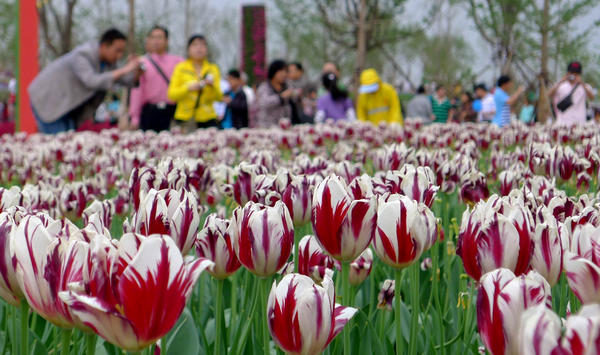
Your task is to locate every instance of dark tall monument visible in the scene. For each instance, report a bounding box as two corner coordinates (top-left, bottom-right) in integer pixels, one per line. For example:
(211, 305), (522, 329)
(241, 5), (267, 86)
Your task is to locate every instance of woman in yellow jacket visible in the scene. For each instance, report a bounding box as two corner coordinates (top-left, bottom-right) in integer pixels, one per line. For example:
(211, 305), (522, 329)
(168, 35), (222, 130)
(356, 68), (403, 125)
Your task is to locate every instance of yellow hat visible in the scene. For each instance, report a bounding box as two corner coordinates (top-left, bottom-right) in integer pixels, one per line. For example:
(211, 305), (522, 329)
(359, 68), (380, 93)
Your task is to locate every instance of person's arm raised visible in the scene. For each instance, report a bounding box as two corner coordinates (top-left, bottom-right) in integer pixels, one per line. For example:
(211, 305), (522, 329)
(507, 86), (525, 106)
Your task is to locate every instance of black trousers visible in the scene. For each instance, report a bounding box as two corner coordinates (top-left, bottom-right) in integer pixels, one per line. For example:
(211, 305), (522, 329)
(140, 103), (176, 132)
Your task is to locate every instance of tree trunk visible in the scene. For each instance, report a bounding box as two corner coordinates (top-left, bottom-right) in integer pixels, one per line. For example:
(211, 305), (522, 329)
(128, 0), (135, 53)
(355, 0), (367, 96)
(537, 0), (551, 123)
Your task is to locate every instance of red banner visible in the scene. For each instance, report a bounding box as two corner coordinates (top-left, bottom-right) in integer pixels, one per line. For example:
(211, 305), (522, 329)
(18, 0), (39, 133)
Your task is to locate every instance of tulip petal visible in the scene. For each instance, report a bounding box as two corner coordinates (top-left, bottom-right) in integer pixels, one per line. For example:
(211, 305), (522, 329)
(327, 304), (357, 346)
(60, 291), (142, 351)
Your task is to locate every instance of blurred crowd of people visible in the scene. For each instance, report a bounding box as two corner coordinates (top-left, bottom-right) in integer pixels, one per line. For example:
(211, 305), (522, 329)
(25, 26), (599, 134)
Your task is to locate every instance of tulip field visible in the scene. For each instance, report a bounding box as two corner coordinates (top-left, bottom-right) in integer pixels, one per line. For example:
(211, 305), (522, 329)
(1, 119), (600, 354)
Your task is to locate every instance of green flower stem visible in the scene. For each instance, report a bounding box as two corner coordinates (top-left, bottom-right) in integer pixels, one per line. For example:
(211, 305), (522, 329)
(294, 227), (301, 273)
(341, 261), (351, 355)
(261, 277), (272, 355)
(408, 262), (420, 355)
(20, 301), (29, 355)
(160, 336), (167, 355)
(559, 274), (569, 318)
(61, 328), (72, 355)
(85, 332), (97, 355)
(215, 278), (225, 355)
(11, 306), (17, 355)
(395, 268), (403, 355)
(230, 273), (238, 341)
(432, 241), (445, 355)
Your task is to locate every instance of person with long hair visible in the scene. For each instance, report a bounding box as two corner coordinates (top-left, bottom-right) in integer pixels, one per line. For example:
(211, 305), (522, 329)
(168, 34), (222, 131)
(314, 72), (355, 123)
(253, 59), (293, 128)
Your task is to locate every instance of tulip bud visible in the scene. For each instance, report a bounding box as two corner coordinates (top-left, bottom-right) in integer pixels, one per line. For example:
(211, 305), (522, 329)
(562, 304), (600, 353)
(131, 188), (200, 255)
(267, 274), (357, 355)
(297, 235), (337, 283)
(349, 248), (373, 286)
(457, 195), (534, 281)
(530, 212), (563, 286)
(14, 215), (88, 328)
(377, 279), (395, 310)
(564, 224), (600, 304)
(82, 199), (114, 230)
(61, 234), (213, 351)
(281, 175), (313, 226)
(231, 201), (294, 277)
(459, 170), (490, 206)
(373, 195), (436, 269)
(517, 305), (562, 355)
(477, 269), (552, 355)
(311, 175), (377, 262)
(0, 213), (22, 305)
(196, 214), (241, 280)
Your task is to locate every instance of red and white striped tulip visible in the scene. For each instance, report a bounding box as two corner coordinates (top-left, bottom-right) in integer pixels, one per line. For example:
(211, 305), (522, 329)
(281, 175), (314, 226)
(130, 188), (200, 255)
(529, 210), (563, 286)
(498, 170), (519, 197)
(397, 164), (439, 208)
(128, 167), (168, 211)
(516, 305), (562, 355)
(349, 248), (373, 286)
(459, 170), (490, 206)
(297, 235), (337, 283)
(0, 213), (23, 305)
(517, 303), (600, 355)
(231, 201), (294, 277)
(561, 304), (600, 354)
(59, 182), (89, 220)
(312, 175), (377, 262)
(347, 174), (374, 200)
(564, 224), (600, 304)
(195, 214), (241, 279)
(477, 268), (551, 355)
(0, 186), (22, 213)
(231, 162), (269, 206)
(82, 199), (115, 230)
(457, 196), (534, 280)
(60, 234), (213, 351)
(14, 215), (88, 328)
(267, 274), (357, 355)
(373, 195), (437, 269)
(377, 279), (395, 310)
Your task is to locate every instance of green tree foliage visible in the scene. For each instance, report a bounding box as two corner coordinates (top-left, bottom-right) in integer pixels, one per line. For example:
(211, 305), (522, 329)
(0, 0), (17, 71)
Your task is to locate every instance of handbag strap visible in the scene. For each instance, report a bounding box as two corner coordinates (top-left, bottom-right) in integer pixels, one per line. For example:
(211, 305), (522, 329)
(146, 55), (170, 85)
(564, 83), (580, 100)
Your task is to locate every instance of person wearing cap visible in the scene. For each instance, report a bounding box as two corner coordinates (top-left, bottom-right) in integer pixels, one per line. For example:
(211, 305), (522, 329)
(168, 34), (222, 131)
(356, 68), (403, 125)
(548, 61), (596, 126)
